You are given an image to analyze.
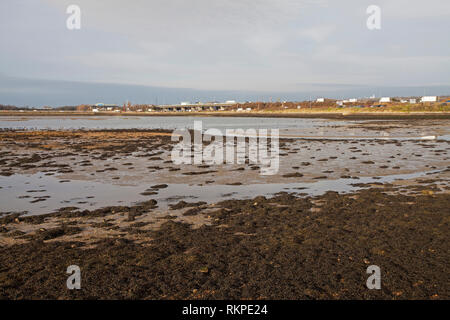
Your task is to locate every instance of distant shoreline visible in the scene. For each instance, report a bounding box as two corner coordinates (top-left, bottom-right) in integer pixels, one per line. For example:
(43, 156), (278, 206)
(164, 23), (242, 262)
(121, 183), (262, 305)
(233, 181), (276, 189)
(1, 111), (450, 120)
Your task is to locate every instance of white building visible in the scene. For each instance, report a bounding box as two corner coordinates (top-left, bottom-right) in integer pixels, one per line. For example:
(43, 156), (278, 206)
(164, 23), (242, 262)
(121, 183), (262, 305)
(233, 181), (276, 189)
(410, 99), (417, 104)
(348, 98), (358, 103)
(379, 97), (391, 103)
(316, 98), (325, 103)
(180, 102), (190, 105)
(421, 96), (438, 103)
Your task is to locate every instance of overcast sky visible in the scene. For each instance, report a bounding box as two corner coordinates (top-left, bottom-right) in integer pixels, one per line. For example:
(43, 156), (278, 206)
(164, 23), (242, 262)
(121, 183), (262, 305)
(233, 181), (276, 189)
(1, 0), (449, 106)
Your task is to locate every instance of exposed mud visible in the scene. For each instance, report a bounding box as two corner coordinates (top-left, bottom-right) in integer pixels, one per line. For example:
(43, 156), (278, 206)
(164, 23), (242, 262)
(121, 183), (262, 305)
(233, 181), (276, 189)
(0, 185), (448, 299)
(1, 128), (449, 191)
(0, 126), (449, 300)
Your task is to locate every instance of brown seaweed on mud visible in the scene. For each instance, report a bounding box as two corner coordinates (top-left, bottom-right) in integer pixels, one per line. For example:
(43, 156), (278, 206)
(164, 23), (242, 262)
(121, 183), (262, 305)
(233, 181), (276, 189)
(0, 187), (448, 300)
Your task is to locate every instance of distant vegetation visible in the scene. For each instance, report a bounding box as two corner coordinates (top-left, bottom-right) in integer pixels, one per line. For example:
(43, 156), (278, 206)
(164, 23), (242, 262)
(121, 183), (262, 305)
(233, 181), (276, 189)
(0, 104), (22, 110)
(231, 101), (450, 113)
(1, 99), (449, 113)
(54, 106), (77, 111)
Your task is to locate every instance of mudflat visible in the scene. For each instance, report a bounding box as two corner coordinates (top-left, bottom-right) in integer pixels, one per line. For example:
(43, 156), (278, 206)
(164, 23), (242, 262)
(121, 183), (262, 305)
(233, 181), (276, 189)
(1, 188), (449, 299)
(0, 123), (449, 299)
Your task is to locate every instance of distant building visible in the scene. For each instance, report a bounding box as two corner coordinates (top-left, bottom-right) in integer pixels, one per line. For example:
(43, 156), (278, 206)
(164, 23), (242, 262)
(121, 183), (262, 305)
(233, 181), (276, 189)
(226, 100), (237, 104)
(180, 102), (190, 105)
(348, 98), (358, 103)
(94, 103), (118, 110)
(421, 96), (437, 103)
(379, 97), (391, 103)
(410, 99), (417, 104)
(316, 98), (325, 103)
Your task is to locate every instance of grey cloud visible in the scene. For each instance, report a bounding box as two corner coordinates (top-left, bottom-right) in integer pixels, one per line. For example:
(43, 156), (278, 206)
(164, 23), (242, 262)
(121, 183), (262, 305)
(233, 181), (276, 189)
(1, 0), (449, 105)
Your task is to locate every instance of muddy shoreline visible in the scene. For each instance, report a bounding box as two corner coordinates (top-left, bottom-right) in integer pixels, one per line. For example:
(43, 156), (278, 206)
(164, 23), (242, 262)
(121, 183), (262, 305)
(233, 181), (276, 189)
(1, 126), (449, 214)
(0, 185), (449, 299)
(1, 126), (449, 299)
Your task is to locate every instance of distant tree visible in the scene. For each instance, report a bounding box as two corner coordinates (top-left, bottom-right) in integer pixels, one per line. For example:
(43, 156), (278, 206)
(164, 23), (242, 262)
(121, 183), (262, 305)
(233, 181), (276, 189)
(56, 106), (77, 111)
(0, 104), (18, 110)
(76, 104), (91, 112)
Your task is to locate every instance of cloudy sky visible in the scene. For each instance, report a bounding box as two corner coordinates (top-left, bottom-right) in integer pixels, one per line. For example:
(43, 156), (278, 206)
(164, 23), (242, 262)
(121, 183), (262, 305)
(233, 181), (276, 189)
(1, 0), (449, 106)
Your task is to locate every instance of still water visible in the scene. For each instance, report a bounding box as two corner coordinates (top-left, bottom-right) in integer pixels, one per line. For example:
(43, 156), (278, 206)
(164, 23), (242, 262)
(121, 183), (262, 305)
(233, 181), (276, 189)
(0, 116), (447, 215)
(0, 116), (339, 130)
(0, 170), (441, 216)
(1, 116), (446, 140)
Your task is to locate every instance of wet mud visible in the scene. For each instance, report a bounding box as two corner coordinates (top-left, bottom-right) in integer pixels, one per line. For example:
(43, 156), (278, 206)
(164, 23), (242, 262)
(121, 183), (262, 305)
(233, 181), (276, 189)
(0, 126), (449, 300)
(0, 185), (448, 299)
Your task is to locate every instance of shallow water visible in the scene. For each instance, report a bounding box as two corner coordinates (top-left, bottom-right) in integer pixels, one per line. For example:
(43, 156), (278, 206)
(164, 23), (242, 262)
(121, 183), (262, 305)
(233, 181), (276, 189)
(0, 116), (339, 130)
(0, 170), (441, 215)
(1, 116), (447, 140)
(1, 116), (448, 215)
